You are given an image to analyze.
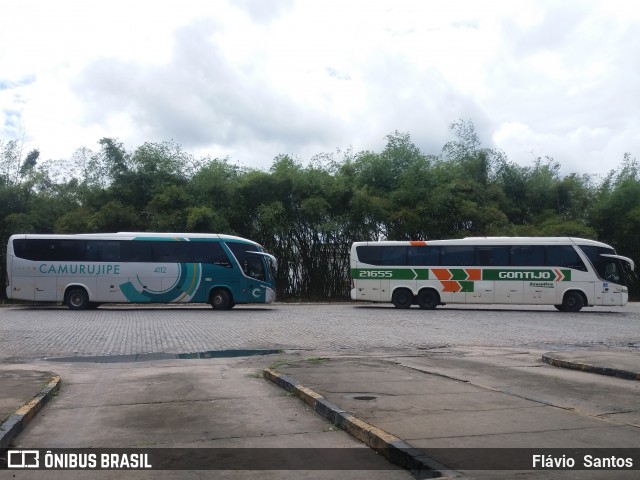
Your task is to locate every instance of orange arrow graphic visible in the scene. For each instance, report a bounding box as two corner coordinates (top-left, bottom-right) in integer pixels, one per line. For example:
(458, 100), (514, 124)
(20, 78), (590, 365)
(432, 269), (452, 281)
(465, 269), (481, 281)
(441, 281), (462, 292)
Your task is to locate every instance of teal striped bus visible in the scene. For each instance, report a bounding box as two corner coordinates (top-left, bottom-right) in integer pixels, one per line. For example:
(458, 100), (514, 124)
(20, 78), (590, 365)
(6, 232), (277, 310)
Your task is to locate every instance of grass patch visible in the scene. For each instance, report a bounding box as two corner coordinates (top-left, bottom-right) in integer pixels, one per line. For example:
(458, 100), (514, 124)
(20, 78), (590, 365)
(268, 359), (290, 370)
(305, 356), (325, 364)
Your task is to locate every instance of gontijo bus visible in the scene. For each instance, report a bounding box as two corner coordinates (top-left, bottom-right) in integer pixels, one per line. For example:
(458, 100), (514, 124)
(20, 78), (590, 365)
(5, 232), (277, 310)
(350, 237), (635, 311)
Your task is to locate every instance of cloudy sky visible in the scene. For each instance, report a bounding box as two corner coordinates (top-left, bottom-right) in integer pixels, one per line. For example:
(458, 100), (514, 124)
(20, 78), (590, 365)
(1, 0), (639, 177)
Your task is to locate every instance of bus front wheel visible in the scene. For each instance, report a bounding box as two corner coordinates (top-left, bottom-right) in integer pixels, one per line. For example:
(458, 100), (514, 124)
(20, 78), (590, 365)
(558, 291), (585, 312)
(211, 289), (233, 310)
(417, 289), (440, 310)
(65, 288), (90, 310)
(392, 289), (413, 309)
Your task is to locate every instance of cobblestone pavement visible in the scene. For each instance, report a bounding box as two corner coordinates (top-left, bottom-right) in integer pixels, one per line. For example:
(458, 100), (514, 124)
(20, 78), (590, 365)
(0, 303), (639, 360)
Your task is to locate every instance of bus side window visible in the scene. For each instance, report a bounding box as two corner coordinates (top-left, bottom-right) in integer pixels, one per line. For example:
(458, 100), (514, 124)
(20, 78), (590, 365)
(356, 246), (381, 265)
(151, 241), (192, 263)
(51, 240), (85, 261)
(408, 246), (440, 266)
(12, 239), (31, 259)
(22, 239), (85, 261)
(380, 246), (407, 266)
(86, 240), (121, 262)
(477, 246), (509, 266)
(510, 245), (544, 266)
(545, 245), (587, 271)
(441, 246), (475, 266)
(121, 242), (153, 262)
(193, 242), (232, 268)
(244, 255), (265, 280)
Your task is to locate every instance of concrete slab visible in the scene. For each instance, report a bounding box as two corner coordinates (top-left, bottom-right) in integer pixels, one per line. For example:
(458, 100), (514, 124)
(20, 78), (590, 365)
(397, 355), (640, 417)
(4, 359), (415, 479)
(543, 351), (640, 380)
(373, 405), (615, 440)
(0, 370), (52, 423)
(22, 395), (336, 446)
(410, 424), (640, 448)
(271, 354), (640, 477)
(5, 345), (640, 479)
(304, 378), (481, 396)
(599, 411), (640, 427)
(325, 391), (544, 423)
(46, 365), (274, 408)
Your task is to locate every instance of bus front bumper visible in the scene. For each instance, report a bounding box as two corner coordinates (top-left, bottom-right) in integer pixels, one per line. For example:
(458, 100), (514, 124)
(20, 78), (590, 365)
(265, 287), (276, 304)
(599, 284), (628, 306)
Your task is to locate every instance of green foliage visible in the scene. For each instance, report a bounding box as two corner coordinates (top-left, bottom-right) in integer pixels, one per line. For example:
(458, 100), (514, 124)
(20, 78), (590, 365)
(55, 207), (95, 233)
(590, 154), (640, 294)
(20, 149), (39, 176)
(1, 123), (639, 300)
(186, 206), (231, 232)
(89, 201), (140, 232)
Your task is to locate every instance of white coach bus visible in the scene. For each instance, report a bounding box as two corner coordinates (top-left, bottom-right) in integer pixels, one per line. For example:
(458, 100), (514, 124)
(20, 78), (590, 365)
(350, 237), (635, 312)
(6, 232), (277, 310)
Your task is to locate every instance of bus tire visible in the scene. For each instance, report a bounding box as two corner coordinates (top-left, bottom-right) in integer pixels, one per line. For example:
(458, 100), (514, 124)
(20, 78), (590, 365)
(560, 291), (584, 312)
(417, 289), (440, 310)
(392, 288), (413, 309)
(65, 288), (90, 310)
(211, 289), (233, 310)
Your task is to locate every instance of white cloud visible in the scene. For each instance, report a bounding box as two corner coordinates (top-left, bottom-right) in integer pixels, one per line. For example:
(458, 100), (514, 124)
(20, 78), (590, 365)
(1, 0), (639, 175)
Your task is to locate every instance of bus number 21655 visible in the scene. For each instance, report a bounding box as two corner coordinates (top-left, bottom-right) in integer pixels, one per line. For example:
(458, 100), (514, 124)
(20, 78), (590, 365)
(359, 270), (393, 278)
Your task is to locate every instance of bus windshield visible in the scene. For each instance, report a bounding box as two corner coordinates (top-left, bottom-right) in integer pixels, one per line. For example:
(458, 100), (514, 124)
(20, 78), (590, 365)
(578, 245), (627, 285)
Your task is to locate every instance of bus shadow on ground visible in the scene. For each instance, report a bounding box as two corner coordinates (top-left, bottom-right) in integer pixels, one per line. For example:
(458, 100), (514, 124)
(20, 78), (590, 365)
(44, 349), (282, 363)
(11, 304), (276, 312)
(352, 304), (628, 315)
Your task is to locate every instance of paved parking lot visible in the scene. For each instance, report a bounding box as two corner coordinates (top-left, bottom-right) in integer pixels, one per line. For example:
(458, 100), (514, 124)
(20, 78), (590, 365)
(1, 303), (639, 360)
(2, 303), (640, 478)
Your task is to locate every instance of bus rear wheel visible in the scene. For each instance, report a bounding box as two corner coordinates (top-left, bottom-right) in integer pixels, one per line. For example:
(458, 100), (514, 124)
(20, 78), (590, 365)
(210, 289), (233, 310)
(392, 288), (413, 309)
(65, 288), (90, 310)
(417, 289), (439, 310)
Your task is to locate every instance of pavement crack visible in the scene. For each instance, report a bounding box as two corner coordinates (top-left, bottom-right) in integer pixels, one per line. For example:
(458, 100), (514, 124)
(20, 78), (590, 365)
(400, 364), (472, 384)
(53, 397), (259, 410)
(405, 424), (625, 441)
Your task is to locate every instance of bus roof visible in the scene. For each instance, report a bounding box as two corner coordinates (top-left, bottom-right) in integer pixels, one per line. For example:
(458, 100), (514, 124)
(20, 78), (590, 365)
(352, 237), (614, 248)
(9, 232), (260, 245)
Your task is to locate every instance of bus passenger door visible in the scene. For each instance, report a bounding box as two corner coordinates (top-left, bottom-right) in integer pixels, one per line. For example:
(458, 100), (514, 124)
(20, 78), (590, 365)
(238, 254), (269, 303)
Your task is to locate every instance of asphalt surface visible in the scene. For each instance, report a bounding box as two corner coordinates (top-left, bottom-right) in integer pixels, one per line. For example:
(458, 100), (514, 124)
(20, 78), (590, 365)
(1, 343), (640, 478)
(1, 303), (638, 359)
